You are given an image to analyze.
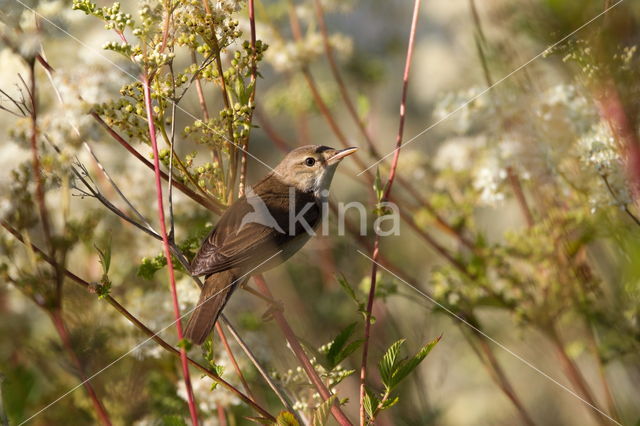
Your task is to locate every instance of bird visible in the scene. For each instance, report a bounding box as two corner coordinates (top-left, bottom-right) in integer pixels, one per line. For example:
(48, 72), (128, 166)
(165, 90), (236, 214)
(185, 145), (358, 344)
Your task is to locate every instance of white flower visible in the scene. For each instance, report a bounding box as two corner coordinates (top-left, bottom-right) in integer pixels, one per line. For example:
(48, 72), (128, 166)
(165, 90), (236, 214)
(473, 164), (505, 206)
(433, 136), (484, 171)
(578, 121), (621, 175)
(433, 87), (492, 134)
(177, 367), (241, 412)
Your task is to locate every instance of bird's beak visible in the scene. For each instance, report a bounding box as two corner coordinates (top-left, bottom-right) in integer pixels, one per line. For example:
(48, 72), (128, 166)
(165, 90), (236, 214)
(327, 147), (358, 164)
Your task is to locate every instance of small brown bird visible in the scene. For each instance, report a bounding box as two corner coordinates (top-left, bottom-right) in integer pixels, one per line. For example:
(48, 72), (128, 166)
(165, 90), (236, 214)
(185, 145), (358, 344)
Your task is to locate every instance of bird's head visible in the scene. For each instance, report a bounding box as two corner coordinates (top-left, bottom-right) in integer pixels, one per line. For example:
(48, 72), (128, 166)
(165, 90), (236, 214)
(273, 145), (358, 197)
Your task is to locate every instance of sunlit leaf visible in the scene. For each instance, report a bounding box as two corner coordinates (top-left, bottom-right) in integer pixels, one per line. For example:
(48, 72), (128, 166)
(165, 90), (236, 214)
(276, 411), (299, 426)
(326, 323), (357, 368)
(390, 336), (441, 388)
(311, 395), (336, 426)
(379, 339), (405, 388)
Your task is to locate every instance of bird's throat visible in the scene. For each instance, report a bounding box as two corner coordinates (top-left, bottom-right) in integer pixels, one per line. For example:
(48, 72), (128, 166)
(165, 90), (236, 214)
(313, 164), (338, 200)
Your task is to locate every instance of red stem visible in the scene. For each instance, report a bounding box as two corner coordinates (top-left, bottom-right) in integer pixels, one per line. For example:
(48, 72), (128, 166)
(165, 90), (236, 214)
(0, 219), (274, 421)
(49, 310), (112, 426)
(359, 1), (422, 424)
(143, 74), (199, 426)
(90, 112), (224, 214)
(253, 275), (352, 426)
(216, 403), (228, 426)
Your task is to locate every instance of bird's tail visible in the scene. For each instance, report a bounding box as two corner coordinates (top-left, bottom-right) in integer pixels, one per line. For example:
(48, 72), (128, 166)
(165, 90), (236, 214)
(184, 271), (241, 345)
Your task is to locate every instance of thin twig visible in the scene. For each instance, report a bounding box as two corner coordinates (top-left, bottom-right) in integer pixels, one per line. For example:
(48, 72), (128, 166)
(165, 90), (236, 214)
(460, 325), (535, 426)
(287, 2), (475, 251)
(215, 323), (255, 400)
(49, 310), (113, 426)
(359, 2), (421, 424)
(142, 72), (199, 425)
(602, 174), (640, 226)
(545, 326), (607, 426)
(91, 112), (225, 214)
(201, 0), (238, 203)
(238, 0), (259, 197)
(0, 219), (275, 421)
(27, 60), (54, 257)
(253, 275), (352, 426)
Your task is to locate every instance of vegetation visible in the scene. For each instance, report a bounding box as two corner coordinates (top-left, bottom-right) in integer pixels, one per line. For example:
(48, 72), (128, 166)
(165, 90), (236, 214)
(1, 0), (639, 425)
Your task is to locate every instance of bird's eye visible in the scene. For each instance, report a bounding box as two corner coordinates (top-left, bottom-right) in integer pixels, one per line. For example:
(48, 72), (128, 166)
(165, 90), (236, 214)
(304, 157), (316, 167)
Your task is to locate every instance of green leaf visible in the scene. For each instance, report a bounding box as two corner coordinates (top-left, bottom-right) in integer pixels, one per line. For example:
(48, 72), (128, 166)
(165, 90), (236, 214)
(326, 323), (357, 368)
(337, 274), (359, 304)
(177, 338), (192, 351)
(373, 168), (384, 203)
(94, 235), (112, 275)
(276, 411), (299, 426)
(311, 395), (336, 426)
(1, 365), (36, 422)
(379, 339), (405, 388)
(335, 339), (364, 367)
(362, 388), (379, 420)
(390, 336), (441, 388)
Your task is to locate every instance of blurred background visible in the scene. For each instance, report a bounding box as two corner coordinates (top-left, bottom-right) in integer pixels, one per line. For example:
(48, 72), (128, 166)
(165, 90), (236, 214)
(1, 0), (640, 425)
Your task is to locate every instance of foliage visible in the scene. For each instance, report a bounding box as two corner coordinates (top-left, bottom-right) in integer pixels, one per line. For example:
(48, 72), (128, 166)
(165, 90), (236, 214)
(1, 0), (640, 425)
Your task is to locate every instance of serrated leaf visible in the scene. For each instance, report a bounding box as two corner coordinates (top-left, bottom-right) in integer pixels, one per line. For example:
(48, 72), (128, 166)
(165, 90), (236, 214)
(94, 235), (111, 275)
(390, 336), (441, 388)
(311, 395), (336, 426)
(326, 323), (357, 368)
(363, 388), (379, 420)
(276, 411), (299, 426)
(379, 339), (405, 388)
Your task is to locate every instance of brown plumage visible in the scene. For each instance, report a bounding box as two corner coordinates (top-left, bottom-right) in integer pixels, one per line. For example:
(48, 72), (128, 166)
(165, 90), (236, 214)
(185, 145), (357, 344)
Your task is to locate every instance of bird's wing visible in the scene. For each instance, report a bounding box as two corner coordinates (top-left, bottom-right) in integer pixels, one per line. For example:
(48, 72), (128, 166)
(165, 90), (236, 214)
(191, 181), (320, 276)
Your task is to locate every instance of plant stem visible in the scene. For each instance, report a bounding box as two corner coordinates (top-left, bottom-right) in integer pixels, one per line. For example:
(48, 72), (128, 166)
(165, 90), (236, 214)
(506, 167), (535, 228)
(91, 112), (224, 214)
(359, 2), (421, 424)
(27, 59), (54, 257)
(49, 309), (112, 426)
(201, 0), (238, 203)
(253, 275), (352, 426)
(215, 323), (255, 400)
(586, 322), (620, 421)
(220, 315), (299, 416)
(28, 58), (112, 423)
(190, 50), (224, 180)
(545, 326), (607, 426)
(143, 73), (199, 426)
(461, 326), (535, 426)
(238, 0), (258, 197)
(0, 219), (275, 421)
(216, 403), (228, 426)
